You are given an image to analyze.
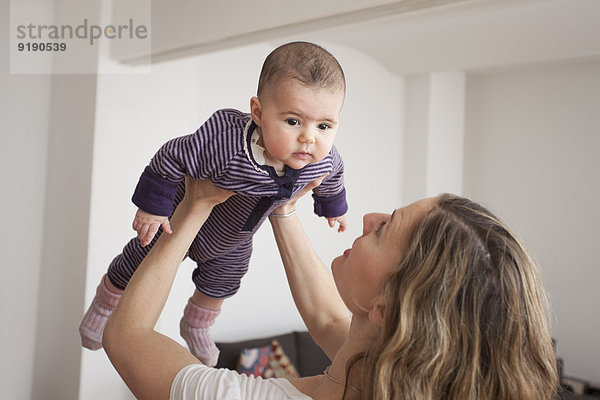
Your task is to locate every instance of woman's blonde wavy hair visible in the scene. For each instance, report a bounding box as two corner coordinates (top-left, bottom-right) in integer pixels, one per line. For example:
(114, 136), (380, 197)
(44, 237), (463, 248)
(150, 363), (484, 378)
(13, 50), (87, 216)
(356, 194), (558, 400)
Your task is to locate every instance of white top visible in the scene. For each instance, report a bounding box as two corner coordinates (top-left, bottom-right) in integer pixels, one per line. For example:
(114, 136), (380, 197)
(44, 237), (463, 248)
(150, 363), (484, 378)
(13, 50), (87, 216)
(170, 364), (313, 400)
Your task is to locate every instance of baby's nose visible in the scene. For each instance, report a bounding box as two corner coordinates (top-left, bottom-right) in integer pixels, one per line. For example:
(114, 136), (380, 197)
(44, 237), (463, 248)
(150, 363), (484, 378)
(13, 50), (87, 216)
(299, 129), (315, 143)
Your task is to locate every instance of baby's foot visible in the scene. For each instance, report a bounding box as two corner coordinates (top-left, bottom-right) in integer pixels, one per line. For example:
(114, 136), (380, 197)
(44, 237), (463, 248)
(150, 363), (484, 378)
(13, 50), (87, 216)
(79, 275), (121, 350)
(180, 299), (220, 366)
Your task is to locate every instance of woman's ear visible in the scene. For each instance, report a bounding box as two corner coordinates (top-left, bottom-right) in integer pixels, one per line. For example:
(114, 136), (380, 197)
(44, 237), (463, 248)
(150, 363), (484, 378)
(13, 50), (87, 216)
(250, 97), (262, 126)
(368, 296), (385, 327)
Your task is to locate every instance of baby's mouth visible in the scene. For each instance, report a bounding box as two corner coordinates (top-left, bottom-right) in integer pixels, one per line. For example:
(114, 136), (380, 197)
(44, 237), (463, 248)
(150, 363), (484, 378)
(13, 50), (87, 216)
(293, 152), (311, 159)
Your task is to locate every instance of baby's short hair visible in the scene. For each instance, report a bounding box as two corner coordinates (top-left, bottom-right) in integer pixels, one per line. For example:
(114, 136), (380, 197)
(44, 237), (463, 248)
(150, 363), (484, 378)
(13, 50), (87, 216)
(257, 41), (346, 97)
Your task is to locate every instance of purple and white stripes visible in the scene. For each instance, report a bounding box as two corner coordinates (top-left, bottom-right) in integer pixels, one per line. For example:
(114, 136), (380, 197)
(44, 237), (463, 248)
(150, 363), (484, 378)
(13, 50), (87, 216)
(108, 108), (347, 299)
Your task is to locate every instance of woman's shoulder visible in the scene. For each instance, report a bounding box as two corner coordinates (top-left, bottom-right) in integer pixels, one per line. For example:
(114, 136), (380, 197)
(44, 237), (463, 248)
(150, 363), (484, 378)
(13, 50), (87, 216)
(287, 375), (325, 398)
(170, 363), (313, 400)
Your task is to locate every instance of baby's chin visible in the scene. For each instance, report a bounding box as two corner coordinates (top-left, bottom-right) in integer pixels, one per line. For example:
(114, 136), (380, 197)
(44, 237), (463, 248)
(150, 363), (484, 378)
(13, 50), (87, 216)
(285, 159), (315, 170)
(288, 154), (330, 169)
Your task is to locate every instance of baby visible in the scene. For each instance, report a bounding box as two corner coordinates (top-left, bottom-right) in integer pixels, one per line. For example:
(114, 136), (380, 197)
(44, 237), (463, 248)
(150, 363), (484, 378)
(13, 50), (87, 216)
(79, 41), (348, 366)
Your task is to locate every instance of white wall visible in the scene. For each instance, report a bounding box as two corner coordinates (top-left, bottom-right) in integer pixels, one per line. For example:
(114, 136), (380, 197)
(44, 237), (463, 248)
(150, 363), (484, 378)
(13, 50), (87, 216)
(80, 41), (402, 398)
(402, 71), (467, 201)
(0, 3), (51, 399)
(2, 0), (98, 398)
(464, 58), (600, 383)
(3, 4), (98, 400)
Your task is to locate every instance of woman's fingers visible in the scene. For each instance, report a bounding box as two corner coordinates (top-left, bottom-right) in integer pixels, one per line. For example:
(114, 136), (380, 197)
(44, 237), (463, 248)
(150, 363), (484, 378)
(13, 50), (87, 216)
(184, 176), (235, 205)
(295, 173), (328, 199)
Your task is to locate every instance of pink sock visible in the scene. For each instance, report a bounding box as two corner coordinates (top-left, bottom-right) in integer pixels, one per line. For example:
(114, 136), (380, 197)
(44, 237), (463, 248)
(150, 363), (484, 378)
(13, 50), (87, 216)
(180, 298), (221, 366)
(79, 274), (122, 350)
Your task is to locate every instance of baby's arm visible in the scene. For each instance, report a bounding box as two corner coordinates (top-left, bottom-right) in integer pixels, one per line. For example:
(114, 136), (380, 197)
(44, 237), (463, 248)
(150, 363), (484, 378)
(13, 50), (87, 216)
(326, 214), (347, 233)
(312, 146), (348, 233)
(132, 209), (173, 247)
(131, 110), (241, 244)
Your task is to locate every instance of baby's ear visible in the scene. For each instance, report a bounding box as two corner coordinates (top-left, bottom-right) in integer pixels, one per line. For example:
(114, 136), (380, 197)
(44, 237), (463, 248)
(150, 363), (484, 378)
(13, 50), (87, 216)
(368, 296), (385, 327)
(250, 97), (262, 126)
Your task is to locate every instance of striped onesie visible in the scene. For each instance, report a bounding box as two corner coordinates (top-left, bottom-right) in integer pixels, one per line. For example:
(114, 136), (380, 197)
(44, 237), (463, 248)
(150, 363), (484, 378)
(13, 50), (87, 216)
(107, 109), (347, 299)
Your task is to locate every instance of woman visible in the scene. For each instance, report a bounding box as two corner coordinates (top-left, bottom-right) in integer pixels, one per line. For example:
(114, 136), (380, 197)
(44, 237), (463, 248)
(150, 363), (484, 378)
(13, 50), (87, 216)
(103, 177), (559, 399)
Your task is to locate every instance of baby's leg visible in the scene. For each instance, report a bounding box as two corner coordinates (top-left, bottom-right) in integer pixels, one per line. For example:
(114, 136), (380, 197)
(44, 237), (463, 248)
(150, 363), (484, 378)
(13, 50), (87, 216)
(182, 240), (252, 366)
(79, 274), (123, 350)
(180, 290), (223, 366)
(106, 232), (157, 290)
(79, 233), (158, 350)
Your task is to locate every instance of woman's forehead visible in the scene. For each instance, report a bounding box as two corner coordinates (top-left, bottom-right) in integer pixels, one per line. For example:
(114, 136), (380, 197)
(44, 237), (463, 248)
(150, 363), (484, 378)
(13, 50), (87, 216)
(390, 198), (437, 231)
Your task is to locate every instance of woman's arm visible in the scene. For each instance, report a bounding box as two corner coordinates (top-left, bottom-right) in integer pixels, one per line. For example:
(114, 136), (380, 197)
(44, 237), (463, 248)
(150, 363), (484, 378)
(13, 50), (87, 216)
(269, 178), (351, 360)
(103, 178), (233, 400)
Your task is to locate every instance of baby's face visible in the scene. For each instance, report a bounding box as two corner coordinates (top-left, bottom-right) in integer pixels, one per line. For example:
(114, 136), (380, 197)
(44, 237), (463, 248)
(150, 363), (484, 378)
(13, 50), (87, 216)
(251, 79), (344, 171)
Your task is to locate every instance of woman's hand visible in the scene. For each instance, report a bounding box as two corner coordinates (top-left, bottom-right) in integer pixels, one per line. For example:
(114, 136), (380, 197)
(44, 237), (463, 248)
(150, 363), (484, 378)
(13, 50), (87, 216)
(182, 176), (235, 207)
(271, 174), (328, 216)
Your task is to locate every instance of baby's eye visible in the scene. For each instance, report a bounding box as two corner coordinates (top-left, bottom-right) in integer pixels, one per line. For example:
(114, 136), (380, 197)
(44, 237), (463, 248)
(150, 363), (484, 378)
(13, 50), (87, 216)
(317, 123), (331, 131)
(286, 118), (299, 126)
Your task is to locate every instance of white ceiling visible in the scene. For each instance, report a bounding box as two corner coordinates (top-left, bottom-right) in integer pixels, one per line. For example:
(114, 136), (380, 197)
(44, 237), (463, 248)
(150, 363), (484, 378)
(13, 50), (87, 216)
(294, 0), (600, 74)
(132, 0), (600, 75)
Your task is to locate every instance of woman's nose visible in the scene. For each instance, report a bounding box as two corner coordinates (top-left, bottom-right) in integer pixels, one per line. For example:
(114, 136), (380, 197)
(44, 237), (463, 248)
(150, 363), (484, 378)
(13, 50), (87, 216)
(362, 213), (378, 235)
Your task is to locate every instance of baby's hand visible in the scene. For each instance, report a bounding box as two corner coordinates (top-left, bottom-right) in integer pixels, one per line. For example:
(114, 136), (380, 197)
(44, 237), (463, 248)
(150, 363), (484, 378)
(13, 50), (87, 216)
(132, 208), (173, 247)
(326, 214), (347, 233)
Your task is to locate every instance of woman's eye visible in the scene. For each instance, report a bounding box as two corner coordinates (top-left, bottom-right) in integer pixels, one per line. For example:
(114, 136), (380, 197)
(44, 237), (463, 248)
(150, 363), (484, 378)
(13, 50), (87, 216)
(375, 221), (386, 236)
(286, 118), (299, 126)
(318, 123), (331, 131)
